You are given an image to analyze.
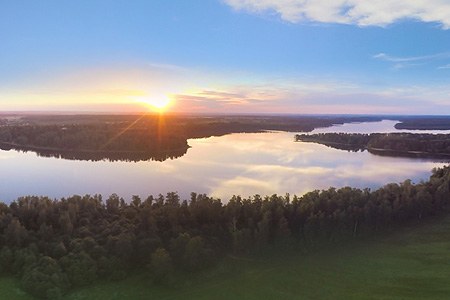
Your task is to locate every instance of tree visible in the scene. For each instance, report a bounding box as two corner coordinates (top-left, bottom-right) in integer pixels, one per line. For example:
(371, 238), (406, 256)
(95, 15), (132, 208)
(0, 247), (13, 274)
(184, 236), (211, 271)
(106, 194), (120, 214)
(150, 248), (173, 284)
(21, 256), (69, 299)
(5, 218), (29, 247)
(60, 252), (97, 287)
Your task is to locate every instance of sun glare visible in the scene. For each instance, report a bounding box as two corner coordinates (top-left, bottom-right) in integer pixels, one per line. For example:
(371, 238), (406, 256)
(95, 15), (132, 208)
(140, 96), (172, 112)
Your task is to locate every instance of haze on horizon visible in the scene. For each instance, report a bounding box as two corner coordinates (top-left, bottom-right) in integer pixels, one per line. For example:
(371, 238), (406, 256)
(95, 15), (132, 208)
(1, 0), (450, 114)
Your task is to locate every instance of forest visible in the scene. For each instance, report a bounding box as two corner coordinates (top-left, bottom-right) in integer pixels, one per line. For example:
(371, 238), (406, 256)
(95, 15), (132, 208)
(296, 132), (450, 159)
(1, 165), (450, 299)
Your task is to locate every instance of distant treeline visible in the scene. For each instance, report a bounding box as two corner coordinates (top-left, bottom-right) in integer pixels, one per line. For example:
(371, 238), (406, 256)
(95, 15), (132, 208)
(1, 166), (450, 298)
(395, 117), (450, 130)
(296, 133), (450, 159)
(0, 114), (384, 161)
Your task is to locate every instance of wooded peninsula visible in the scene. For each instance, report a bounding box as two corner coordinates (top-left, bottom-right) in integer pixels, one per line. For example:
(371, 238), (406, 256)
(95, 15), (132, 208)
(296, 132), (450, 159)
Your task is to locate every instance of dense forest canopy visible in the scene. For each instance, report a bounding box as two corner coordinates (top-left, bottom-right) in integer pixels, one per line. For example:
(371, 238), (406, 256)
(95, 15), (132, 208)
(1, 165), (450, 298)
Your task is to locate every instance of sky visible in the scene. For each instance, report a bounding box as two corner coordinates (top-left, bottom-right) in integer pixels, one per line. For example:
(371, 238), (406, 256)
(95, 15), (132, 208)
(1, 0), (450, 114)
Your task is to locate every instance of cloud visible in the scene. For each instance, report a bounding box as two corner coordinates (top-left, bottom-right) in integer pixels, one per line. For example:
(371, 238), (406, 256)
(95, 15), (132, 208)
(199, 90), (245, 99)
(172, 89), (267, 112)
(224, 0), (450, 28)
(373, 52), (450, 70)
(168, 76), (450, 114)
(373, 52), (450, 63)
(171, 80), (352, 112)
(438, 63), (450, 69)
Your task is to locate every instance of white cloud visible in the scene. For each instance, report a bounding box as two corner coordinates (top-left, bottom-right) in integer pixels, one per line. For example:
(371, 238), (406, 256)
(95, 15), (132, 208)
(224, 0), (450, 28)
(373, 52), (450, 70)
(373, 52), (450, 63)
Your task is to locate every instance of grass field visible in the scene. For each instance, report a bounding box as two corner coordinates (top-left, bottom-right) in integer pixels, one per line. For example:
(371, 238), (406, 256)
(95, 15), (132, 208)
(3, 216), (450, 299)
(0, 277), (34, 300)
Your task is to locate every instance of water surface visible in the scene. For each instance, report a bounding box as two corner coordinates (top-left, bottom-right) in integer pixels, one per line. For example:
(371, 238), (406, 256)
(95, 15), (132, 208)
(311, 119), (450, 134)
(0, 121), (447, 202)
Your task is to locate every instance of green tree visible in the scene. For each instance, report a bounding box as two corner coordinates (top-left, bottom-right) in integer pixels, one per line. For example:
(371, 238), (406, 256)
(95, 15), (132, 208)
(150, 248), (173, 284)
(21, 256), (69, 299)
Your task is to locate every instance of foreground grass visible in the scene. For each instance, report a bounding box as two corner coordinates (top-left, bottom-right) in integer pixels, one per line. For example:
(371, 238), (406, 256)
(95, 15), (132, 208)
(0, 277), (34, 300)
(4, 216), (450, 299)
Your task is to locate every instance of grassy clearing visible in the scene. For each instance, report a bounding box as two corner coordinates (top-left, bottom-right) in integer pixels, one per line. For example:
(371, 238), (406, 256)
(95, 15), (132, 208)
(4, 216), (450, 299)
(0, 277), (34, 300)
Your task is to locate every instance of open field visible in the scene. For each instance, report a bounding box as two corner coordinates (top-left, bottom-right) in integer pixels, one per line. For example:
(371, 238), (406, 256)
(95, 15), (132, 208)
(3, 215), (450, 300)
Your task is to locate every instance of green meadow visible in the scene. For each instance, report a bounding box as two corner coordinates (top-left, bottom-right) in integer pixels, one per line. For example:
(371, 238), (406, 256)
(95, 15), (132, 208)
(3, 216), (450, 300)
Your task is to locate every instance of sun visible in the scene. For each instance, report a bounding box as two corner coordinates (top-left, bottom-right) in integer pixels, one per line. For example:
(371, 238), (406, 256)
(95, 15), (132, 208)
(140, 95), (172, 112)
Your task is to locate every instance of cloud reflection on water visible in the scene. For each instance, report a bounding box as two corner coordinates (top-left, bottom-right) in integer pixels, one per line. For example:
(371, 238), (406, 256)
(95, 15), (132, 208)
(187, 131), (445, 200)
(0, 121), (447, 202)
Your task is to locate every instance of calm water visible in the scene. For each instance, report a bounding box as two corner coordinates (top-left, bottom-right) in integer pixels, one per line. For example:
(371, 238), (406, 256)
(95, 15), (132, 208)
(311, 119), (450, 134)
(0, 120), (447, 203)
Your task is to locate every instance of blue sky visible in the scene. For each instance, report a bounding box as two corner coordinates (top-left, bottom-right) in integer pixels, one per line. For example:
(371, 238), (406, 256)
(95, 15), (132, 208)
(1, 0), (450, 114)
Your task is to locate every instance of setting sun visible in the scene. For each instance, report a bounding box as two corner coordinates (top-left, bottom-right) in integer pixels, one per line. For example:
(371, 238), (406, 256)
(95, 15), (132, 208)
(139, 95), (172, 112)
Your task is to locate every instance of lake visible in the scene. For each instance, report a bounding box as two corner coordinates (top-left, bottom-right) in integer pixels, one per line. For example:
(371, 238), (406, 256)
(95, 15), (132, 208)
(0, 120), (448, 203)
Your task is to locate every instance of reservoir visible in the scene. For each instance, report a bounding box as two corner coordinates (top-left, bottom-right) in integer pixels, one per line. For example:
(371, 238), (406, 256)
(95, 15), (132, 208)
(0, 120), (447, 202)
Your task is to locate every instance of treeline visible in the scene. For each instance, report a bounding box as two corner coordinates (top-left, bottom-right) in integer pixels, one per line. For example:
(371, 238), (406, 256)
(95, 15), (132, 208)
(1, 166), (450, 298)
(296, 133), (450, 158)
(395, 117), (450, 130)
(296, 133), (371, 151)
(178, 115), (383, 138)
